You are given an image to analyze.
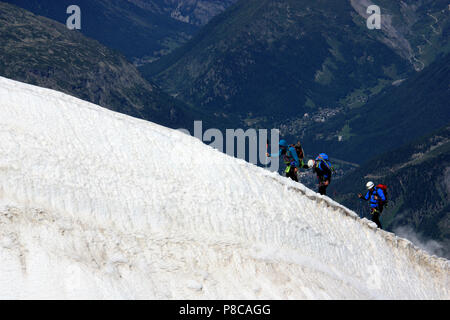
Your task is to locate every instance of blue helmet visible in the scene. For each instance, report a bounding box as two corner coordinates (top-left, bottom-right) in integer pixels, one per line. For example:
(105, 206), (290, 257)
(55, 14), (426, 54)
(317, 153), (329, 161)
(279, 139), (288, 147)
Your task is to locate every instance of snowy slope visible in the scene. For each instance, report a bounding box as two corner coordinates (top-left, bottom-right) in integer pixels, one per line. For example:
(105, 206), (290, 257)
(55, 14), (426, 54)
(0, 76), (448, 299)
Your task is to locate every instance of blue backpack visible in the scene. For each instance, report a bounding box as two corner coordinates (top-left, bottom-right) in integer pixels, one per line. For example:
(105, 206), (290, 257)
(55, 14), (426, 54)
(315, 153), (334, 172)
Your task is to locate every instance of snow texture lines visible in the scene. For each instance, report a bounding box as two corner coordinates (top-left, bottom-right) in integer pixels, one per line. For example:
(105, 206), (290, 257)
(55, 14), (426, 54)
(0, 76), (448, 299)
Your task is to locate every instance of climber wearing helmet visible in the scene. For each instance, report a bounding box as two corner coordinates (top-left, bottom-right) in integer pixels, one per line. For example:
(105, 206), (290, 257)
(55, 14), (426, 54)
(266, 139), (301, 182)
(358, 181), (386, 229)
(308, 153), (333, 196)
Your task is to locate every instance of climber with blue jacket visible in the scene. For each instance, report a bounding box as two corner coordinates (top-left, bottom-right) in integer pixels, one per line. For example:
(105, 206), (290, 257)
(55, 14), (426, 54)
(358, 181), (386, 229)
(266, 139), (301, 182)
(307, 153), (333, 195)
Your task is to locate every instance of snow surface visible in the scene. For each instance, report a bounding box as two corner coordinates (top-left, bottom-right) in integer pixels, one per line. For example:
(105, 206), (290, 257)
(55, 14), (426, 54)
(0, 76), (448, 299)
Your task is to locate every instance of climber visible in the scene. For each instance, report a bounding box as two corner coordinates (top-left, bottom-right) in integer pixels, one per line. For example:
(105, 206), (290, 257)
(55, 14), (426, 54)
(266, 139), (301, 182)
(308, 153), (333, 196)
(292, 140), (310, 170)
(358, 181), (386, 229)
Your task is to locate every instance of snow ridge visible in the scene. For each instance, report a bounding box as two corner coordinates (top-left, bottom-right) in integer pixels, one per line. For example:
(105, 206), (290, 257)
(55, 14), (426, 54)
(0, 77), (448, 299)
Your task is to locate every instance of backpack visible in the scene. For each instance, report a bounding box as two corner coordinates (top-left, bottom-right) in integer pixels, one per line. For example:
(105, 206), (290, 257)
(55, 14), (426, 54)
(290, 142), (304, 160)
(376, 184), (388, 206)
(315, 153), (334, 172)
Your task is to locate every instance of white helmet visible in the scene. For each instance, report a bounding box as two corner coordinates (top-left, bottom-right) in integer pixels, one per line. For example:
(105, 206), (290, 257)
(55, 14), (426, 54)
(366, 181), (375, 189)
(307, 159), (315, 168)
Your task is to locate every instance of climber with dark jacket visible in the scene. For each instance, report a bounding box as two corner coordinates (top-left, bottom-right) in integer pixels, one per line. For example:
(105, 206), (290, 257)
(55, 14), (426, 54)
(308, 153), (332, 195)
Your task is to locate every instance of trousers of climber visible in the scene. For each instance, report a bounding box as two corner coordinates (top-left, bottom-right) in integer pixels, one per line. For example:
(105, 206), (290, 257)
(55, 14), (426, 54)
(266, 139), (300, 182)
(358, 181), (386, 229)
(308, 153), (332, 195)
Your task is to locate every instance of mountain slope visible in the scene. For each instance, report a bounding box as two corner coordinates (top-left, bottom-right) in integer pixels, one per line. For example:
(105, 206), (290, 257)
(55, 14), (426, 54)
(301, 53), (450, 164)
(3, 0), (236, 63)
(3, 0), (195, 62)
(142, 0), (448, 127)
(0, 2), (200, 129)
(331, 125), (450, 258)
(0, 76), (448, 299)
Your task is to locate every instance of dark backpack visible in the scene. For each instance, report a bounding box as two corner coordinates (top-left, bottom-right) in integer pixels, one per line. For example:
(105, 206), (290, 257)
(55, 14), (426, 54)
(290, 142), (304, 160)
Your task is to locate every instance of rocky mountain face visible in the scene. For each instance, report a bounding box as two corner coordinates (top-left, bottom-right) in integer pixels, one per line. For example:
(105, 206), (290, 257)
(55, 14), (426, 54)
(331, 125), (450, 258)
(128, 0), (237, 26)
(0, 2), (198, 128)
(143, 0), (448, 131)
(350, 0), (449, 71)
